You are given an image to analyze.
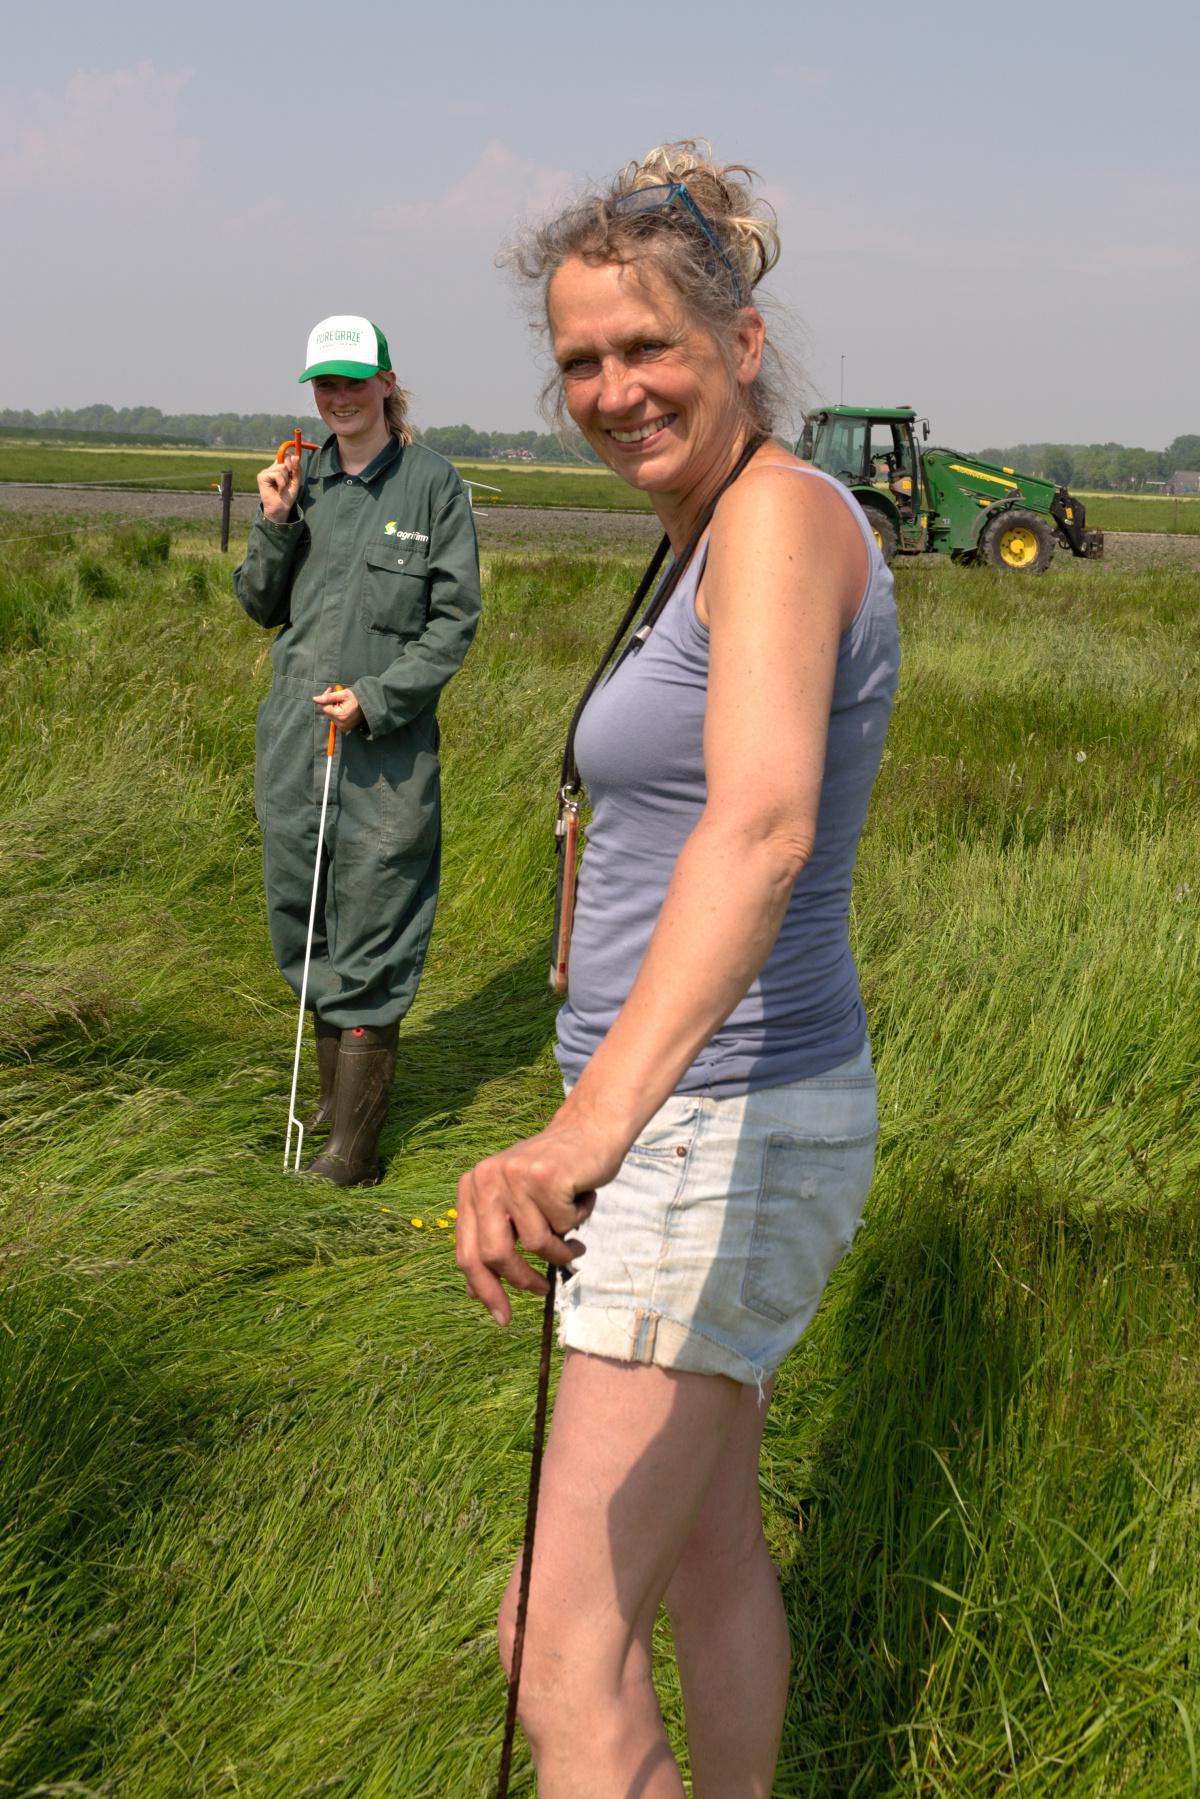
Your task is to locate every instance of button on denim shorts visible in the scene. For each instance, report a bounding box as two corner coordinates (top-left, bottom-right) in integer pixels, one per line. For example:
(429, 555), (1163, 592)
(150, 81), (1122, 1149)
(556, 1041), (878, 1389)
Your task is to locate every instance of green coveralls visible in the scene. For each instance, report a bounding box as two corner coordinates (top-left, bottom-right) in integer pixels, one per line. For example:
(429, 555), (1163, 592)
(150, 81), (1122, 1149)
(234, 436), (481, 1029)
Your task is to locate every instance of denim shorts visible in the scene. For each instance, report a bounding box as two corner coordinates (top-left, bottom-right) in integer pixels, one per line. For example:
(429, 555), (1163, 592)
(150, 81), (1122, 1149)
(556, 1042), (878, 1389)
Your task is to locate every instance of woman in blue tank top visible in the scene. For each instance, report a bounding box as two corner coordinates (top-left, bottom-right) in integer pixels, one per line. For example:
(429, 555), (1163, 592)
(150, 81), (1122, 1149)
(457, 141), (899, 1797)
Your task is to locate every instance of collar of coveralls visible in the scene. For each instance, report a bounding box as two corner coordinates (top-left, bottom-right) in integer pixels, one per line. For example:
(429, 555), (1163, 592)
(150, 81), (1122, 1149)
(308, 432), (404, 486)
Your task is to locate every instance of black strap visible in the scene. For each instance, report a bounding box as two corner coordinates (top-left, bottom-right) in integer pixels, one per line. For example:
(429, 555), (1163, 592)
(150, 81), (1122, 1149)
(557, 537), (668, 794)
(497, 1267), (558, 1798)
(558, 432), (766, 798)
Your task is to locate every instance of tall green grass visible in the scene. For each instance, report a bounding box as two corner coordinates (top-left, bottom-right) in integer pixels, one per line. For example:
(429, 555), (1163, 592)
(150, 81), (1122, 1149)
(0, 523), (1196, 1794)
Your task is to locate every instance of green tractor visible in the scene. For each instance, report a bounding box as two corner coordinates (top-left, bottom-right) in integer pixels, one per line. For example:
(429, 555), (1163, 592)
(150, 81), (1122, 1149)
(799, 405), (1103, 571)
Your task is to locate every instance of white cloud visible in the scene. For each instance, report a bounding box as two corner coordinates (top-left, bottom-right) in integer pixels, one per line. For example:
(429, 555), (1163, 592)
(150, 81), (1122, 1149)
(372, 140), (574, 235)
(0, 61), (197, 195)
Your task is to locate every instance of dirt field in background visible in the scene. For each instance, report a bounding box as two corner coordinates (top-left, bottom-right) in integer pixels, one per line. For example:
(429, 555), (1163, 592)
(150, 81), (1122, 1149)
(1, 483), (1198, 569)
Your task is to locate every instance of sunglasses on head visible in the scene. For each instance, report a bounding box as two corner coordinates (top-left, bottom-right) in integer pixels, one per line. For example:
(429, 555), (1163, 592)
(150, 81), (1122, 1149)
(611, 182), (746, 306)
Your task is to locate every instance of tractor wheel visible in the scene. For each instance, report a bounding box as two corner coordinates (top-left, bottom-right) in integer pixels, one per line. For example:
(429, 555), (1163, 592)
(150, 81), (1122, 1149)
(980, 509), (1056, 574)
(860, 503), (898, 566)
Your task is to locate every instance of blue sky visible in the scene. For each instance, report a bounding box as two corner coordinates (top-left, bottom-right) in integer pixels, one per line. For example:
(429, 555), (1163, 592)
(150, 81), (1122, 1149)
(2, 0), (1196, 449)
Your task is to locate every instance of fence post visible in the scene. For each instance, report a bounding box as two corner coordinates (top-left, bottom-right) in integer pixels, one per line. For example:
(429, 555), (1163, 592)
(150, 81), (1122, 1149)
(219, 470), (233, 553)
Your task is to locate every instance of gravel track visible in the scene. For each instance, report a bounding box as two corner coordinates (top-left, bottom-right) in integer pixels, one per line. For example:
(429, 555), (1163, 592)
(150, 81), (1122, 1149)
(1, 483), (1197, 568)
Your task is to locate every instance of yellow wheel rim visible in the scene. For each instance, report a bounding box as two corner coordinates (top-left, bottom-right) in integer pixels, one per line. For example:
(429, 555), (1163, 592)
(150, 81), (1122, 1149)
(872, 525), (884, 551)
(999, 525), (1039, 567)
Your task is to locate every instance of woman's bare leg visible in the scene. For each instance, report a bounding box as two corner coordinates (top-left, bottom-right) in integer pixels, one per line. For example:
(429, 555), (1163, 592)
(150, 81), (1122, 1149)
(664, 1379), (790, 1798)
(497, 1350), (744, 1799)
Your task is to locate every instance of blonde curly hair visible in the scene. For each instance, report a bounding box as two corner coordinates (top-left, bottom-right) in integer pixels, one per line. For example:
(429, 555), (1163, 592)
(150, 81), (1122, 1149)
(383, 385), (413, 447)
(618, 141), (780, 298)
(509, 140), (786, 432)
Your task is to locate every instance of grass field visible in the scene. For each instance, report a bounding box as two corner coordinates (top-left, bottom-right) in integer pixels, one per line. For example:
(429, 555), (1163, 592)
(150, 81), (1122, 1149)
(454, 461), (652, 510)
(0, 444), (652, 511)
(1077, 491), (1200, 534)
(0, 443), (267, 495)
(7, 441), (1200, 531)
(0, 517), (1197, 1795)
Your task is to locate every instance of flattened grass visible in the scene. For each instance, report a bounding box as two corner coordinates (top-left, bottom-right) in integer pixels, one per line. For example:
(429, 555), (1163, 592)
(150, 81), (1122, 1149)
(0, 526), (1196, 1794)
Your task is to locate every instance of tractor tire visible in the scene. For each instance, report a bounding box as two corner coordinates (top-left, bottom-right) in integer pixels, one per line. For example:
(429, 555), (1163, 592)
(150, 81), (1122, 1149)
(979, 509), (1056, 574)
(859, 503), (898, 567)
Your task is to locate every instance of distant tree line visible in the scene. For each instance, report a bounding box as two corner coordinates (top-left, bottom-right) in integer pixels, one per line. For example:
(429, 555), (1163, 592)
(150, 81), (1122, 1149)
(973, 435), (1200, 490)
(0, 405), (294, 450)
(413, 424), (600, 463)
(0, 405), (601, 463)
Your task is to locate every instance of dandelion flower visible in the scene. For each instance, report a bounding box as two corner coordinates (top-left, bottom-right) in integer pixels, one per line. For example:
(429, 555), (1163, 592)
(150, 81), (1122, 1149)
(411, 1218), (424, 1229)
(437, 1218), (449, 1229)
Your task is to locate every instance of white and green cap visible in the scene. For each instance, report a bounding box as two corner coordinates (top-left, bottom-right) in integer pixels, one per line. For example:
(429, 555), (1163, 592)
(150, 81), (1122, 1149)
(299, 315), (392, 382)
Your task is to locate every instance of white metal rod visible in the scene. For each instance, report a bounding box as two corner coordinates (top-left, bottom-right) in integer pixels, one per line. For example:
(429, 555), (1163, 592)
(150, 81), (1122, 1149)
(285, 720), (338, 1171)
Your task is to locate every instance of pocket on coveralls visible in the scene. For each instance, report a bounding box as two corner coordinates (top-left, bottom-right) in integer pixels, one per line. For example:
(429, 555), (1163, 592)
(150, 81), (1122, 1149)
(362, 544), (429, 638)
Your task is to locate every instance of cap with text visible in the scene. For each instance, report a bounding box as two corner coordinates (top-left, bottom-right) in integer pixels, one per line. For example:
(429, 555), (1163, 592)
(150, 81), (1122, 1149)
(299, 316), (392, 383)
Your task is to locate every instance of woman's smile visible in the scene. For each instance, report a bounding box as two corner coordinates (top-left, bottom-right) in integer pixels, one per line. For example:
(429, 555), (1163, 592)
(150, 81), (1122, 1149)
(608, 414), (677, 446)
(547, 254), (761, 539)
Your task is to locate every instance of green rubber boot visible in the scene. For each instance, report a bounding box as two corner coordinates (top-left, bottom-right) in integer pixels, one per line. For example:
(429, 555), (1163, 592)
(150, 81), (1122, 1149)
(305, 1023), (399, 1187)
(305, 1013), (341, 1134)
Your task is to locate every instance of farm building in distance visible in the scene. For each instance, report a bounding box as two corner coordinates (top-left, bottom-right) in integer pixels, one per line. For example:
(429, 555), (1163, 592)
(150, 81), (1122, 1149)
(1164, 470), (1200, 494)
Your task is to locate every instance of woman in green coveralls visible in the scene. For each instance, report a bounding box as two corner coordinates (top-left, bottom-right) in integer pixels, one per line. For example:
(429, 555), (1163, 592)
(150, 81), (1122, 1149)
(235, 315), (481, 1185)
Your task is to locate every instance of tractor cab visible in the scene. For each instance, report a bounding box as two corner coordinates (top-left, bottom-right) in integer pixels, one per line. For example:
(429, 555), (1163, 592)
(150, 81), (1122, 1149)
(799, 406), (930, 563)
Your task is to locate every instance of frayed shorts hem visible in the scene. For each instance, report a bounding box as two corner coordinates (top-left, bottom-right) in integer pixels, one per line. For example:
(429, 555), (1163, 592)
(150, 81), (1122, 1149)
(556, 1297), (770, 1392)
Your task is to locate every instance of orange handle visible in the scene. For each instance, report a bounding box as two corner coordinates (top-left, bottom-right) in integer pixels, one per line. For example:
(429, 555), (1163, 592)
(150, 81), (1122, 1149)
(325, 684), (344, 757)
(276, 428), (319, 464)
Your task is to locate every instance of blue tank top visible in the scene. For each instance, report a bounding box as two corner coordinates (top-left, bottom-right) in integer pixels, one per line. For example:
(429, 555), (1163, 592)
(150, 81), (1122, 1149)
(554, 466), (900, 1096)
